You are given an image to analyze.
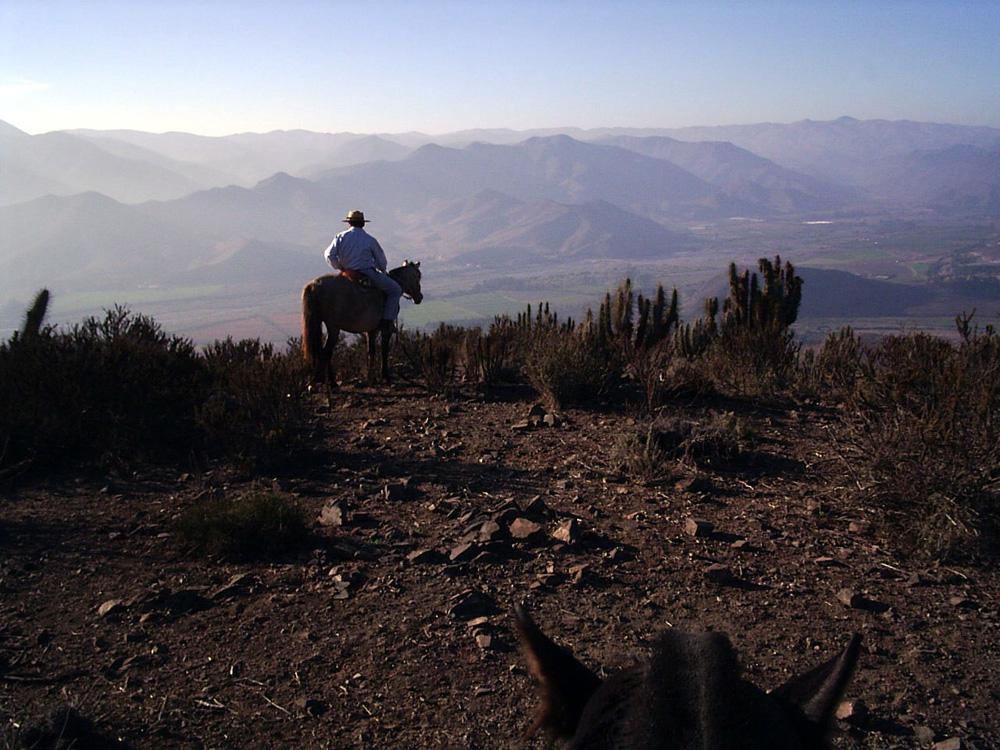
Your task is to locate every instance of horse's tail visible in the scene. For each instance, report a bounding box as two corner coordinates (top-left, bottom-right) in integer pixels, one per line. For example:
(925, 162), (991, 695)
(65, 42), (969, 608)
(301, 280), (324, 379)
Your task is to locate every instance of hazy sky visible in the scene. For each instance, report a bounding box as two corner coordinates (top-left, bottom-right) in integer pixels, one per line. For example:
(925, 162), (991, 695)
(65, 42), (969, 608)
(2, 0), (999, 136)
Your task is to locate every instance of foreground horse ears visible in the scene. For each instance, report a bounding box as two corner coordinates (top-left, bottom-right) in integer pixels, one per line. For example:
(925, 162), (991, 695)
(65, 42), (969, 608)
(514, 603), (861, 748)
(513, 603), (602, 741)
(770, 631), (863, 737)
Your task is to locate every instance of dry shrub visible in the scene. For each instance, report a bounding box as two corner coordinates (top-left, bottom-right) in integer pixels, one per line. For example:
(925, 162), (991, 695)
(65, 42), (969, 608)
(608, 411), (754, 484)
(608, 423), (674, 485)
(197, 337), (308, 471)
(0, 309), (312, 477)
(175, 486), (309, 560)
(624, 341), (674, 412)
(398, 323), (464, 393)
(797, 326), (866, 400)
(704, 323), (800, 398)
(837, 327), (1000, 560)
(0, 306), (206, 472)
(658, 357), (717, 398)
(525, 329), (611, 409)
(653, 411), (754, 467)
(463, 320), (522, 385)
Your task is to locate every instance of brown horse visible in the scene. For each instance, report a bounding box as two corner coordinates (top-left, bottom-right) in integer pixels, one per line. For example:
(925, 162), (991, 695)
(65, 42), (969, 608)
(301, 261), (423, 385)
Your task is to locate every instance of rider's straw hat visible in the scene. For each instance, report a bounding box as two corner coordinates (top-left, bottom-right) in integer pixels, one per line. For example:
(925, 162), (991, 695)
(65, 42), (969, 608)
(342, 209), (369, 224)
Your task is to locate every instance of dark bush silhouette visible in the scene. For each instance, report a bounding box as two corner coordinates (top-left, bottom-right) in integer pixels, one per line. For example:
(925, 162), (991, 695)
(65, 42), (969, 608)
(0, 306), (308, 476)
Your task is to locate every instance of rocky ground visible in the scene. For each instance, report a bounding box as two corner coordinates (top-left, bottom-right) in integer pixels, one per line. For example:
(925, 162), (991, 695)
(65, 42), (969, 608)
(2, 385), (997, 749)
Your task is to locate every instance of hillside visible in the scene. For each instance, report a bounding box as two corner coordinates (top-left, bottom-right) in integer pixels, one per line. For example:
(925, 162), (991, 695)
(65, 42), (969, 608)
(864, 145), (1000, 213)
(0, 192), (208, 294)
(408, 191), (698, 263)
(2, 386), (996, 748)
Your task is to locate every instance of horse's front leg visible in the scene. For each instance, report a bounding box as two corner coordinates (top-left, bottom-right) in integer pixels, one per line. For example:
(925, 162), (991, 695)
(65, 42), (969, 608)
(366, 331), (378, 386)
(380, 323), (393, 384)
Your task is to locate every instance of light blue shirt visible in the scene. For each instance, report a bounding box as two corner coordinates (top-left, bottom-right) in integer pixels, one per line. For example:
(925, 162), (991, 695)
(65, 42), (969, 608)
(324, 226), (387, 272)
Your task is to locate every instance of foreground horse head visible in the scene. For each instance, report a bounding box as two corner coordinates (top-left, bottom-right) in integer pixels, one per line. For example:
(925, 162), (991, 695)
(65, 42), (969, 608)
(514, 604), (860, 749)
(301, 260), (424, 385)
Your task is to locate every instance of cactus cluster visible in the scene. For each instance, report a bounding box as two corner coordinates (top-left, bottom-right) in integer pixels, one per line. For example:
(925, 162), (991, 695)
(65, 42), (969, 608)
(587, 279), (679, 351)
(514, 302), (574, 334)
(722, 255), (802, 332)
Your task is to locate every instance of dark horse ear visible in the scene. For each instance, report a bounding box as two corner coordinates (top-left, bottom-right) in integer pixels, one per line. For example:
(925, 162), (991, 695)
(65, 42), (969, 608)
(770, 634), (862, 738)
(513, 603), (603, 742)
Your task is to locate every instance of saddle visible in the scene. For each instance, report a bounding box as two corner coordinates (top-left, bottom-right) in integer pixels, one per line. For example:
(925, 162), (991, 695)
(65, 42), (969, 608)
(339, 269), (372, 288)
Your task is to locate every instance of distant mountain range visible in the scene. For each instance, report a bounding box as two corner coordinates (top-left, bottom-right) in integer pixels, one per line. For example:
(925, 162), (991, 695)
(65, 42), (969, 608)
(2, 115), (999, 319)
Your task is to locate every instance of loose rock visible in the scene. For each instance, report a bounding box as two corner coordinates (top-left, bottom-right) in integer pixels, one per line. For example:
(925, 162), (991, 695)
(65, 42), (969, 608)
(684, 518), (714, 538)
(551, 519), (581, 545)
(318, 500), (347, 527)
(478, 520), (505, 543)
(509, 518), (544, 541)
(449, 542), (480, 563)
(97, 599), (124, 618)
(407, 548), (445, 565)
(704, 564), (738, 585)
(835, 699), (868, 724)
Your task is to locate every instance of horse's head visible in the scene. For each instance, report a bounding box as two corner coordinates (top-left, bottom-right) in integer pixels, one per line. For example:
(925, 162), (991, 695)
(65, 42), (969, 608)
(514, 603), (861, 750)
(392, 260), (423, 304)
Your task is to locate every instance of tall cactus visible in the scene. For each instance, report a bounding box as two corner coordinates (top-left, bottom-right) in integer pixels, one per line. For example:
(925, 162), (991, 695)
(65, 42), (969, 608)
(677, 296), (719, 359)
(21, 288), (50, 338)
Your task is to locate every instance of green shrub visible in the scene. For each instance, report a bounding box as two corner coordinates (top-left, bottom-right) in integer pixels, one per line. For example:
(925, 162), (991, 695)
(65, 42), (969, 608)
(175, 486), (310, 560)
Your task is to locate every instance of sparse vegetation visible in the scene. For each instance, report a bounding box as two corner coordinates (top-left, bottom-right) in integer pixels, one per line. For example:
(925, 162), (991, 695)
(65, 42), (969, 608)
(835, 319), (1000, 560)
(175, 486), (310, 560)
(398, 323), (464, 393)
(608, 421), (675, 485)
(5, 262), (997, 567)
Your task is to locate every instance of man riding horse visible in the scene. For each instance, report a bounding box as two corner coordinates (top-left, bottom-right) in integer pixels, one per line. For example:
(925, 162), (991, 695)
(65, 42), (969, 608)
(324, 209), (401, 334)
(302, 209), (423, 385)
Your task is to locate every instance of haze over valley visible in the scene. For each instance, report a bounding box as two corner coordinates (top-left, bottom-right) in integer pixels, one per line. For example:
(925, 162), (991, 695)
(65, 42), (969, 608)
(2, 115), (999, 342)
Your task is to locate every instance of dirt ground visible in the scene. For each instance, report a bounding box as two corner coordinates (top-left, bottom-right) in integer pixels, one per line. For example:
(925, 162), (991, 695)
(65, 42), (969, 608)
(2, 385), (997, 749)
